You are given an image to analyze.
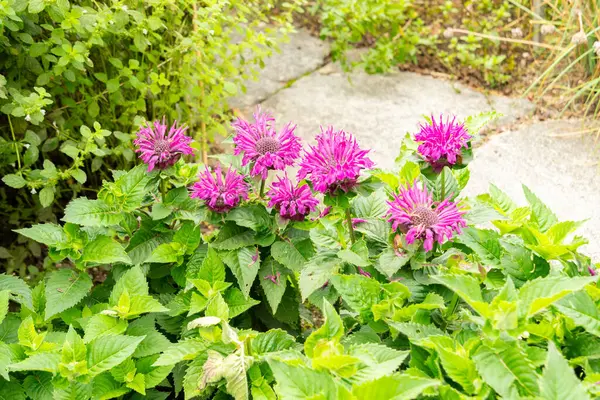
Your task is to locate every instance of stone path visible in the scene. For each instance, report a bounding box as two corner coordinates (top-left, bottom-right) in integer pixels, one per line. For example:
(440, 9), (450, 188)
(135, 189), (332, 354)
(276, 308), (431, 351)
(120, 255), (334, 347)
(233, 29), (600, 259)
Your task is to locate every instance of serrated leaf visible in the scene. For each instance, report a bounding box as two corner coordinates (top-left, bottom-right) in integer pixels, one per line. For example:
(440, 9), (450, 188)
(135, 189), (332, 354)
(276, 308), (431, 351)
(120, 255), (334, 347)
(330, 274), (381, 314)
(52, 381), (92, 400)
(0, 379), (27, 400)
(212, 224), (257, 251)
(87, 335), (144, 376)
(432, 340), (479, 394)
(299, 254), (340, 301)
(258, 258), (288, 314)
(82, 235), (132, 265)
(195, 246), (226, 283)
(518, 276), (597, 318)
(348, 343), (409, 384)
(224, 287), (259, 318)
(270, 240), (306, 272)
(220, 247), (260, 298)
(251, 329), (297, 355)
(63, 198), (122, 226)
(15, 223), (66, 247)
(84, 314), (128, 343)
(458, 227), (502, 267)
(23, 372), (53, 400)
(110, 266), (149, 305)
(127, 316), (172, 358)
(376, 248), (411, 278)
(268, 359), (337, 400)
(435, 167), (459, 201)
(352, 189), (388, 218)
(473, 342), (539, 397)
(0, 275), (32, 311)
(45, 269), (93, 320)
(523, 185), (558, 232)
(352, 373), (439, 400)
(386, 321), (448, 341)
(555, 291), (600, 337)
(9, 352), (60, 373)
(147, 243), (180, 264)
(2, 174), (27, 188)
(0, 291), (9, 325)
(464, 110), (500, 137)
(432, 274), (489, 317)
(91, 373), (130, 399)
(541, 342), (590, 400)
(225, 204), (272, 231)
(153, 339), (208, 366)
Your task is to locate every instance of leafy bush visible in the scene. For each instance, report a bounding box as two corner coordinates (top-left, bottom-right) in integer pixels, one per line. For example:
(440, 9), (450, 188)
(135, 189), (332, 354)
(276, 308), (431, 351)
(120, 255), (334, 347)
(0, 0), (297, 236)
(3, 108), (599, 399)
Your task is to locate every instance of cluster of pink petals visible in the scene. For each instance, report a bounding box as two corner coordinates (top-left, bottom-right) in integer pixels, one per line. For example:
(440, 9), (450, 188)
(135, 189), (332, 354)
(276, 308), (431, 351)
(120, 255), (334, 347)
(415, 115), (471, 170)
(232, 107), (301, 179)
(134, 119), (194, 172)
(189, 165), (248, 213)
(387, 181), (466, 251)
(298, 126), (374, 194)
(267, 175), (319, 221)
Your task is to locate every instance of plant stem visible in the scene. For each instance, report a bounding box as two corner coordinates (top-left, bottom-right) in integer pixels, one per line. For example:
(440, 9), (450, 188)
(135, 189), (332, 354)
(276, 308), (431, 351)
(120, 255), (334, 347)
(446, 293), (459, 318)
(160, 179), (167, 202)
(259, 179), (266, 198)
(345, 208), (356, 245)
(8, 116), (21, 172)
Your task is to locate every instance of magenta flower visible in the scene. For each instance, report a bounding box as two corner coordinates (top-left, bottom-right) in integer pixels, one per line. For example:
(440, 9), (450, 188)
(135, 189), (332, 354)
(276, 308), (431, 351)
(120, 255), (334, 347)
(232, 107), (301, 179)
(298, 126), (374, 194)
(267, 175), (319, 221)
(387, 181), (466, 251)
(415, 115), (471, 170)
(189, 165), (248, 213)
(134, 119), (193, 172)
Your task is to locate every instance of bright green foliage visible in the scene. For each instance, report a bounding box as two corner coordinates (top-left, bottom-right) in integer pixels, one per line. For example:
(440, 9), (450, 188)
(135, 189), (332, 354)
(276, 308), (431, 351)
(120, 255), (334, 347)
(2, 112), (599, 399)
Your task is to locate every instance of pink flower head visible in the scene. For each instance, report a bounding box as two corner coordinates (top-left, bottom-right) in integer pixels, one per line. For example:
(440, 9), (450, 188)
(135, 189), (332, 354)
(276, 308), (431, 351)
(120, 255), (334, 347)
(134, 118), (193, 172)
(189, 165), (248, 213)
(232, 107), (301, 179)
(415, 115), (471, 170)
(387, 181), (466, 251)
(267, 175), (319, 221)
(298, 126), (374, 194)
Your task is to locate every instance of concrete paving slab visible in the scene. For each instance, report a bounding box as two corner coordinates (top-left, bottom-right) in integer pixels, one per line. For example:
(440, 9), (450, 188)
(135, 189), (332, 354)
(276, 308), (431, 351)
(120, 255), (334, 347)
(464, 120), (600, 259)
(260, 68), (534, 171)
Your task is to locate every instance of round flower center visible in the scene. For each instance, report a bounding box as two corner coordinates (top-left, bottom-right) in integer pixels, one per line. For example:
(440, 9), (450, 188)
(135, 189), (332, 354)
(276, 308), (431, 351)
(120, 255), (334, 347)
(154, 139), (171, 155)
(411, 206), (439, 228)
(255, 137), (280, 155)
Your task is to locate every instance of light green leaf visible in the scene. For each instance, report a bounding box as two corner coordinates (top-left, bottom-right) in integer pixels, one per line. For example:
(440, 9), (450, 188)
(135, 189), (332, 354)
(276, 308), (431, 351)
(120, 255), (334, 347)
(225, 204), (272, 231)
(127, 295), (169, 317)
(304, 300), (343, 358)
(258, 258), (288, 314)
(224, 287), (260, 318)
(299, 254), (340, 301)
(45, 269), (93, 320)
(9, 352), (60, 373)
(205, 292), (229, 321)
(431, 274), (489, 317)
(251, 329), (297, 355)
(352, 189), (388, 218)
(376, 248), (411, 278)
(352, 373), (439, 400)
(147, 243), (180, 264)
(555, 291), (600, 337)
(84, 314), (128, 343)
(212, 224), (257, 251)
(0, 291), (9, 324)
(0, 379), (27, 400)
(110, 266), (149, 305)
(82, 235), (132, 265)
(330, 274), (381, 314)
(463, 110), (500, 137)
(432, 339), (479, 394)
(518, 276), (597, 318)
(23, 372), (53, 400)
(458, 227), (502, 267)
(15, 223), (66, 247)
(127, 316), (172, 358)
(220, 247), (260, 298)
(0, 274), (32, 309)
(347, 343), (409, 384)
(435, 167), (459, 201)
(2, 174), (27, 188)
(153, 338), (208, 366)
(270, 240), (307, 272)
(63, 198), (122, 226)
(523, 185), (558, 232)
(268, 359), (337, 400)
(87, 335), (145, 376)
(540, 342), (590, 400)
(195, 246), (226, 283)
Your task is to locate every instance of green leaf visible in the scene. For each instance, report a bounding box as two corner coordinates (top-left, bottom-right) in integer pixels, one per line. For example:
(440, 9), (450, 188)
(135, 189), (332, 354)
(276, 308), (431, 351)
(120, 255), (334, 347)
(205, 292), (229, 321)
(224, 81), (238, 94)
(304, 300), (343, 358)
(0, 291), (8, 324)
(268, 359), (337, 400)
(352, 374), (439, 400)
(463, 110), (500, 137)
(212, 224), (257, 251)
(472, 342), (539, 398)
(540, 342), (590, 400)
(15, 223), (66, 247)
(225, 204), (272, 231)
(458, 227), (502, 267)
(0, 379), (27, 400)
(330, 274), (381, 314)
(386, 321), (448, 342)
(23, 372), (53, 400)
(299, 254), (340, 301)
(0, 274), (32, 309)
(224, 287), (260, 318)
(376, 248), (411, 278)
(127, 316), (172, 358)
(523, 185), (558, 232)
(555, 292), (600, 337)
(347, 343), (409, 384)
(63, 198), (122, 226)
(147, 243), (180, 264)
(52, 381), (92, 400)
(431, 274), (489, 317)
(195, 246), (226, 283)
(152, 338), (207, 366)
(45, 269), (93, 320)
(2, 174), (27, 189)
(518, 276), (597, 318)
(87, 335), (145, 376)
(270, 240), (307, 272)
(259, 258), (288, 313)
(432, 339), (479, 394)
(435, 167), (459, 201)
(82, 235), (132, 265)
(28, 0), (45, 13)
(83, 314), (128, 343)
(220, 247), (260, 298)
(38, 186), (54, 208)
(110, 266), (149, 305)
(9, 352), (60, 373)
(173, 221), (201, 252)
(337, 242), (370, 267)
(251, 329), (297, 355)
(61, 326), (86, 367)
(352, 190), (388, 218)
(128, 295), (169, 317)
